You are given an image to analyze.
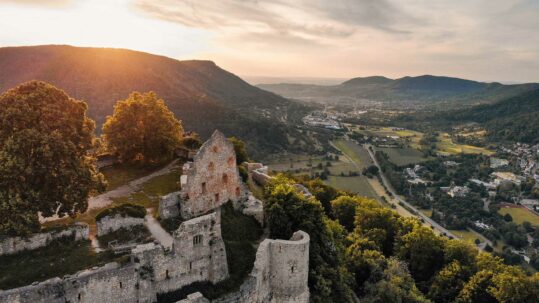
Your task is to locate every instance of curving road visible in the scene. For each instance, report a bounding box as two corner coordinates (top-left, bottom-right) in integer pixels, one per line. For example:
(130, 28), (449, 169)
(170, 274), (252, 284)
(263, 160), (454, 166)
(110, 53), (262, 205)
(364, 144), (457, 239)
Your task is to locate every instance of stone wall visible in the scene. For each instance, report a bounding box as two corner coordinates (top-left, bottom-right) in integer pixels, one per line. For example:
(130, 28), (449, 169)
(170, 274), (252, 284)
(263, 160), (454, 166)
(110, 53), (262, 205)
(212, 230), (310, 303)
(0, 223), (89, 256)
(0, 211), (228, 303)
(0, 228), (309, 303)
(178, 130), (247, 219)
(0, 262), (155, 303)
(96, 214), (145, 237)
(159, 191), (181, 220)
(249, 165), (273, 186)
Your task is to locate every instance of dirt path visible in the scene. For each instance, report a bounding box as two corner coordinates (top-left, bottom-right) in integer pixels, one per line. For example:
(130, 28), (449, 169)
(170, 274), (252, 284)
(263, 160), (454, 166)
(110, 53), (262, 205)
(88, 159), (179, 210)
(40, 160), (179, 224)
(144, 208), (173, 249)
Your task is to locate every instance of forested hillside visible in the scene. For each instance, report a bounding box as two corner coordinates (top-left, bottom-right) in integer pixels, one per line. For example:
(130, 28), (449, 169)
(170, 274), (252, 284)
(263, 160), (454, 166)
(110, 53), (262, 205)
(447, 89), (539, 143)
(0, 45), (310, 156)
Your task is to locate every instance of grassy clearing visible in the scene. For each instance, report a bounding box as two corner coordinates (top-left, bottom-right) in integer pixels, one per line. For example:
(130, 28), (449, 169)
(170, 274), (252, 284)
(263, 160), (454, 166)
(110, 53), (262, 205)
(42, 168), (181, 234)
(499, 207), (539, 226)
(450, 229), (482, 244)
(436, 133), (494, 155)
(420, 209), (433, 217)
(376, 147), (426, 166)
(0, 237), (127, 290)
(100, 162), (170, 190)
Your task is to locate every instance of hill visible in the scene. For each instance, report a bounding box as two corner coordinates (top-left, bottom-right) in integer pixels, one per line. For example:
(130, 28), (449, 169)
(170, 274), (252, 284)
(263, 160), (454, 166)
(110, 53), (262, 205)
(258, 75), (539, 109)
(448, 88), (539, 143)
(0, 45), (309, 157)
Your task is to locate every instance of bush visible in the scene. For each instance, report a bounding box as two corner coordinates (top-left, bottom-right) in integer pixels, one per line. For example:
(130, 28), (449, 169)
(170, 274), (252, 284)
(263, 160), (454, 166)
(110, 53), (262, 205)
(95, 203), (146, 221)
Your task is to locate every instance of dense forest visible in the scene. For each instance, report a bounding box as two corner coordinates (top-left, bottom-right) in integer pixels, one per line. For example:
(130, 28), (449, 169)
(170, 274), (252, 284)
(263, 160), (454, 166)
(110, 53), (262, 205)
(0, 45), (312, 158)
(264, 176), (539, 303)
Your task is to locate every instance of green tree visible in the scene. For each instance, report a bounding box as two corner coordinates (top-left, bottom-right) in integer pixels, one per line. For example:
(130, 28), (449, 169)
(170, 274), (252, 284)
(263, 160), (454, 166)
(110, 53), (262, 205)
(456, 270), (498, 303)
(102, 91), (183, 164)
(0, 81), (105, 236)
(395, 226), (445, 286)
(228, 136), (249, 164)
(428, 261), (468, 303)
(265, 175), (354, 303)
(331, 195), (365, 231)
(362, 258), (431, 303)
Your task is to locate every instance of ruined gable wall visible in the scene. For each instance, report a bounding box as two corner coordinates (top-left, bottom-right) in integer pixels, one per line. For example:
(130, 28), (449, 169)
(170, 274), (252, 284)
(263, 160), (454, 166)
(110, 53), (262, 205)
(179, 131), (245, 219)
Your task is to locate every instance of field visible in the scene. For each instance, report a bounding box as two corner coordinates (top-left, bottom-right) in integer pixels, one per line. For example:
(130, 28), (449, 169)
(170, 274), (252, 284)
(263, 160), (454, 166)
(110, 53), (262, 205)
(332, 140), (373, 169)
(436, 133), (494, 155)
(450, 229), (482, 244)
(376, 147), (427, 166)
(499, 206), (539, 226)
(325, 176), (380, 200)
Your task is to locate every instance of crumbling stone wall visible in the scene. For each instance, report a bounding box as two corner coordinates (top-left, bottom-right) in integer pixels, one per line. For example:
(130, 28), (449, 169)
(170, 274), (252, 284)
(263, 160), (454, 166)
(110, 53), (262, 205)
(133, 210), (229, 294)
(0, 223), (89, 256)
(0, 211), (228, 303)
(178, 130), (246, 219)
(0, 262), (155, 303)
(96, 214), (145, 236)
(212, 230), (310, 303)
(176, 292), (209, 303)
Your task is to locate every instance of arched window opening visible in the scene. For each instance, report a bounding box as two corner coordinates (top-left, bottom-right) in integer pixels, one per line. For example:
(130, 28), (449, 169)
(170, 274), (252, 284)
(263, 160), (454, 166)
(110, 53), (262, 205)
(222, 173), (228, 184)
(208, 161), (215, 171)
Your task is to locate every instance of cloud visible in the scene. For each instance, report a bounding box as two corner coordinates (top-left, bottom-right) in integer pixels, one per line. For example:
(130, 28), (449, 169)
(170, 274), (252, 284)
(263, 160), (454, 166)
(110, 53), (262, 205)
(134, 0), (421, 47)
(0, 0), (72, 7)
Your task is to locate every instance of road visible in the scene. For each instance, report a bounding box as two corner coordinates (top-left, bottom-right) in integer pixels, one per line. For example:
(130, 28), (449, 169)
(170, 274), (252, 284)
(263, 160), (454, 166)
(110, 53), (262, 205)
(364, 144), (457, 239)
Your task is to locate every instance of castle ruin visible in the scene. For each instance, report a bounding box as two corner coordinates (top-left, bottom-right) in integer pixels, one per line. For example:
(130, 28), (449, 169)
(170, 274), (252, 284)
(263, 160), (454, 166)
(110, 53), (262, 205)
(0, 130), (308, 303)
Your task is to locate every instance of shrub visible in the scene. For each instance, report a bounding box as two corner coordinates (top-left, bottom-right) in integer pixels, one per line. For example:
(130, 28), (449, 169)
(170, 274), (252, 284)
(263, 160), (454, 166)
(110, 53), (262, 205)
(95, 203), (146, 221)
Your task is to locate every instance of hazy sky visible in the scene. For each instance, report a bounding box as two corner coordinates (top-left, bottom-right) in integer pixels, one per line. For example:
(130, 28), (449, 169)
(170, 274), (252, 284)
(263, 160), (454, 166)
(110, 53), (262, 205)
(1, 0), (538, 82)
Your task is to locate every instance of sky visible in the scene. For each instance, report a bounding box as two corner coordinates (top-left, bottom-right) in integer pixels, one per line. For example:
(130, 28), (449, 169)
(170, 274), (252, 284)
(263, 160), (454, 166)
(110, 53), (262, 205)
(1, 0), (538, 83)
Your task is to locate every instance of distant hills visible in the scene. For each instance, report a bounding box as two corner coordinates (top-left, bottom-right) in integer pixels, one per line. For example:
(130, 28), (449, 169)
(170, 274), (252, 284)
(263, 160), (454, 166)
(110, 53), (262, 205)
(0, 45), (309, 156)
(258, 75), (539, 108)
(448, 88), (539, 143)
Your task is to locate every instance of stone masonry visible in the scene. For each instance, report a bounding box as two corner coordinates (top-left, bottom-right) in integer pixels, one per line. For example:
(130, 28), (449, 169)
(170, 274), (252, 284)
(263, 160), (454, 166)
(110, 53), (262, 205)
(0, 223), (89, 256)
(159, 130), (247, 220)
(96, 214), (145, 237)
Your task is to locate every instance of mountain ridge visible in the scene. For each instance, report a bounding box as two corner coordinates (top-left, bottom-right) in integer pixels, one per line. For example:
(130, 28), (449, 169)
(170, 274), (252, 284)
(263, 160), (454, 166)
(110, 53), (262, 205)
(0, 45), (309, 156)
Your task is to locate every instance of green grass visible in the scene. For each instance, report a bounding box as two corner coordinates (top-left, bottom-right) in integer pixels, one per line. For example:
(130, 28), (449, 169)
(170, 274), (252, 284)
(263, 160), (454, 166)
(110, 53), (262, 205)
(436, 133), (494, 156)
(0, 237), (127, 290)
(499, 208), (539, 226)
(325, 176), (379, 201)
(142, 169), (182, 196)
(332, 140), (373, 169)
(100, 162), (169, 190)
(450, 229), (482, 244)
(376, 147), (427, 166)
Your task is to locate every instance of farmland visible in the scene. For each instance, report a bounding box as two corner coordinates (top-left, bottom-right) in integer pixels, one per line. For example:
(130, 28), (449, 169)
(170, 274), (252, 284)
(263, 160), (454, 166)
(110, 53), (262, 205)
(376, 147), (427, 166)
(436, 133), (494, 156)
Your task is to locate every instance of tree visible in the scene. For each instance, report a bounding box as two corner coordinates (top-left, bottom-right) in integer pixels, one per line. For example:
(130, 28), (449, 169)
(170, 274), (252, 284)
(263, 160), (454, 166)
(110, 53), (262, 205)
(428, 261), (468, 303)
(331, 195), (364, 231)
(228, 137), (249, 164)
(361, 258), (431, 303)
(102, 91), (183, 164)
(395, 226), (445, 287)
(0, 81), (105, 236)
(265, 175), (354, 303)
